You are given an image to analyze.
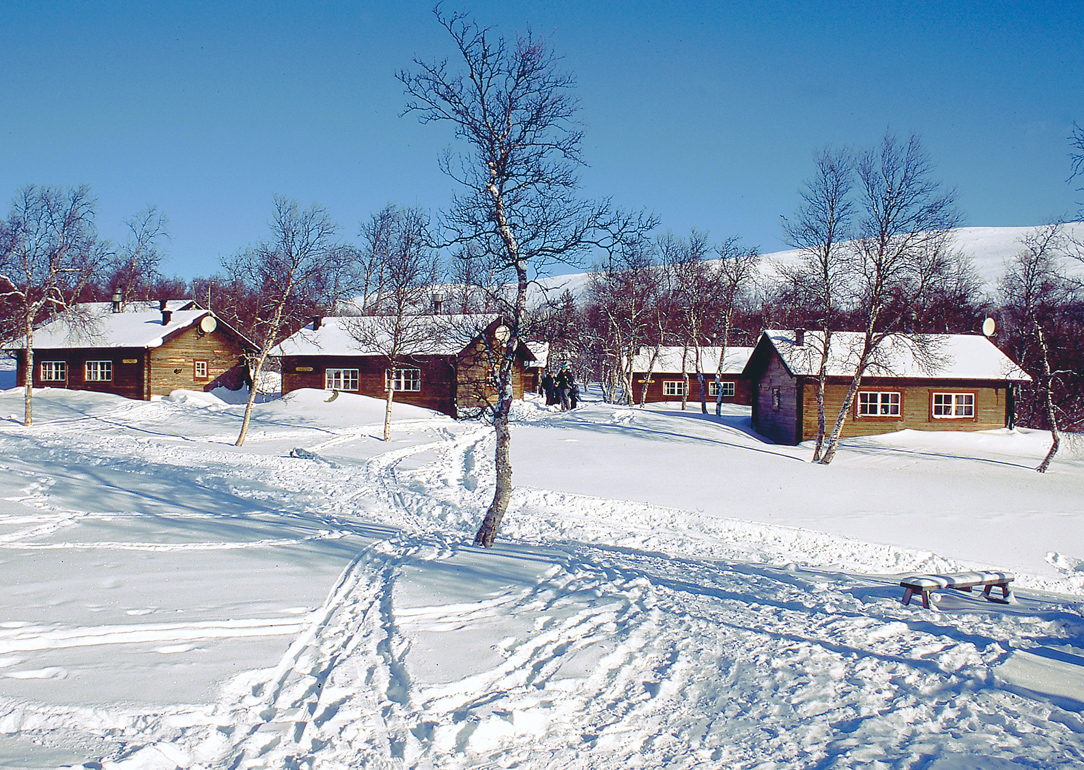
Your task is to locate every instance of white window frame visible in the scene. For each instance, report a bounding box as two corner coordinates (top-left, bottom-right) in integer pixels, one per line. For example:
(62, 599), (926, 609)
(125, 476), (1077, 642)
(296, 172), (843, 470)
(40, 361), (66, 382)
(325, 368), (359, 391)
(709, 380), (736, 398)
(386, 367), (421, 392)
(194, 359), (209, 379)
(932, 391), (975, 419)
(85, 360), (113, 382)
(857, 390), (901, 417)
(663, 380), (686, 397)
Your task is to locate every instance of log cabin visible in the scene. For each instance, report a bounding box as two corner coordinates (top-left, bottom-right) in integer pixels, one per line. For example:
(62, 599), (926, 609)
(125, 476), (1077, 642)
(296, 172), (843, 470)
(11, 301), (253, 400)
(275, 315), (536, 418)
(744, 330), (1032, 445)
(524, 341), (549, 395)
(630, 346), (755, 405)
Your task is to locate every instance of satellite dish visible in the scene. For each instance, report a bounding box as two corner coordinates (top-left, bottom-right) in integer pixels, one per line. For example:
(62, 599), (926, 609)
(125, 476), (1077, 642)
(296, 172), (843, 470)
(199, 315), (218, 334)
(494, 324), (511, 343)
(981, 317), (995, 337)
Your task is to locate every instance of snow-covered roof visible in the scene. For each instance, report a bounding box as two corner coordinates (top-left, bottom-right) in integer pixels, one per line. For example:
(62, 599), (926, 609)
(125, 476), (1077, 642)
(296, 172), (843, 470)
(273, 315), (500, 357)
(10, 306), (219, 350)
(630, 346), (754, 375)
(525, 342), (549, 368)
(81, 299), (198, 314)
(757, 330), (1032, 382)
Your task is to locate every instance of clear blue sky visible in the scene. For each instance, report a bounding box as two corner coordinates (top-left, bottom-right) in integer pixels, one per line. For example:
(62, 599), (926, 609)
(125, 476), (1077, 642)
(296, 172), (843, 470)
(2, 0), (1081, 280)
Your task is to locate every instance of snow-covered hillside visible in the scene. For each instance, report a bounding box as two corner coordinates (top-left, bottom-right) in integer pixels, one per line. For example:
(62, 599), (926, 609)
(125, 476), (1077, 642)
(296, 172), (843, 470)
(533, 223), (1084, 301)
(0, 386), (1081, 769)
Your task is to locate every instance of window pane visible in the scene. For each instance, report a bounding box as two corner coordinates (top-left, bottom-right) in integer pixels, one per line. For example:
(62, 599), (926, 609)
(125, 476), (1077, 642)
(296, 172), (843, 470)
(933, 392), (974, 418)
(858, 391), (899, 416)
(86, 361), (112, 382)
(664, 381), (685, 397)
(326, 368), (358, 391)
(711, 381), (735, 398)
(386, 368), (420, 392)
(41, 361), (66, 382)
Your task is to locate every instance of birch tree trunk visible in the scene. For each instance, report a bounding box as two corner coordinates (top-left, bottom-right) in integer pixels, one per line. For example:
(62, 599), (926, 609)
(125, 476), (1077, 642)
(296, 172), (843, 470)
(473, 175), (527, 548)
(815, 366), (867, 468)
(695, 346), (707, 414)
(680, 347), (690, 410)
(383, 376), (396, 442)
(1033, 320), (1059, 473)
(620, 340), (636, 406)
(236, 299), (287, 447)
(715, 312), (731, 417)
(639, 346), (660, 407)
(811, 332), (832, 463)
(235, 345), (269, 447)
(22, 321), (34, 427)
(473, 327), (521, 547)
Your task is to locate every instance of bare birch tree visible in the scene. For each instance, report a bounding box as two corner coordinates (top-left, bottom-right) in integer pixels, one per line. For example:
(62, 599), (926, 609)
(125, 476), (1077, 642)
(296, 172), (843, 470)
(354, 205), (398, 313)
(401, 9), (649, 546)
(661, 230), (714, 412)
(345, 206), (441, 441)
(1071, 121), (1084, 212)
(528, 288), (584, 382)
(107, 206), (169, 304)
(779, 147), (854, 458)
(0, 185), (105, 425)
(228, 196), (347, 446)
(587, 237), (660, 404)
(712, 238), (761, 416)
(818, 133), (960, 465)
(1001, 223), (1076, 472)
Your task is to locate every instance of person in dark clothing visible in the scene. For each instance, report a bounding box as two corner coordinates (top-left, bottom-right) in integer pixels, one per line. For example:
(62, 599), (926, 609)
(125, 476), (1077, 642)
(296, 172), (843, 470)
(555, 366), (572, 411)
(541, 372), (557, 406)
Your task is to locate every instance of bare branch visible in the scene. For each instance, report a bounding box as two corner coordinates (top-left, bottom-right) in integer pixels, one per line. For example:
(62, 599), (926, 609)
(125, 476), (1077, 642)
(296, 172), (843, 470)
(225, 196), (347, 445)
(402, 8), (653, 546)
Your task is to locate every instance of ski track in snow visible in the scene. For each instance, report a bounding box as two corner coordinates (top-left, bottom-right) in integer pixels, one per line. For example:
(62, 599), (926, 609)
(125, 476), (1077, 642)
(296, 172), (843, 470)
(0, 394), (1082, 768)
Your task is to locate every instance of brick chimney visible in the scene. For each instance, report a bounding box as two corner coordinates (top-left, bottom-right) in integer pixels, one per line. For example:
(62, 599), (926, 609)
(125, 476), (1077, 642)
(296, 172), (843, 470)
(795, 328), (806, 346)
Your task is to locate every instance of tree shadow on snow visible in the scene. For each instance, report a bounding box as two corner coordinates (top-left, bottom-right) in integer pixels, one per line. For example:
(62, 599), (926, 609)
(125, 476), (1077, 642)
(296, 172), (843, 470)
(840, 438), (1039, 472)
(556, 410), (803, 462)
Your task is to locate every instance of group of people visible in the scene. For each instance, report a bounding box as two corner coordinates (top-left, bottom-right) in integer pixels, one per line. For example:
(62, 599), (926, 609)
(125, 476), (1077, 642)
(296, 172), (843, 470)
(539, 365), (578, 410)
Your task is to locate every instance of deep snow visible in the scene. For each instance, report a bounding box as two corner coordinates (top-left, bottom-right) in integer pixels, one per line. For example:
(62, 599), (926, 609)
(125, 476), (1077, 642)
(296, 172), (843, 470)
(0, 380), (1081, 769)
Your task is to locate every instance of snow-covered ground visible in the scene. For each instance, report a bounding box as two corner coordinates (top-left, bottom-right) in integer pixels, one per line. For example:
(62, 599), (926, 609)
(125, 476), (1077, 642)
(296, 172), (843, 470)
(0, 381), (1082, 769)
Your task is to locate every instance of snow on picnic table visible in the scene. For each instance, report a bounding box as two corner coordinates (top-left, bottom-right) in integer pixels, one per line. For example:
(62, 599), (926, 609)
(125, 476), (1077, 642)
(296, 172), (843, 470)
(0, 385), (1081, 769)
